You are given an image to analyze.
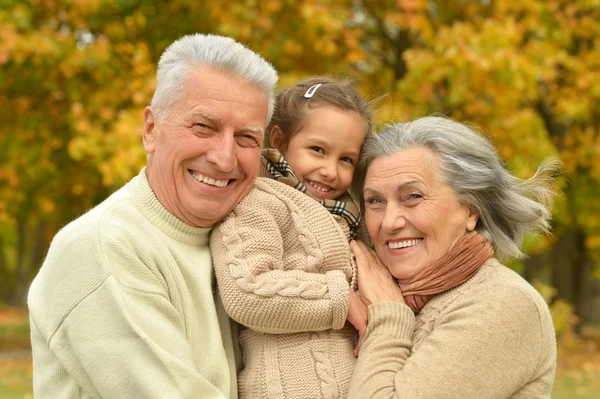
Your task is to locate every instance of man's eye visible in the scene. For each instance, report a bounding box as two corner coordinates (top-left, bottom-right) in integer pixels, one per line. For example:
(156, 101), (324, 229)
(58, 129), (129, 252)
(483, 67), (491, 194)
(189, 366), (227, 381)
(237, 134), (260, 147)
(311, 146), (324, 154)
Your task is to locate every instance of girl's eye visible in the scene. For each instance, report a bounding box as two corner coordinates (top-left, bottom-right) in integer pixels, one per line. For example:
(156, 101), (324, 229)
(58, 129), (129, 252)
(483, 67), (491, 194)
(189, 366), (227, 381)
(340, 156), (354, 165)
(311, 146), (324, 154)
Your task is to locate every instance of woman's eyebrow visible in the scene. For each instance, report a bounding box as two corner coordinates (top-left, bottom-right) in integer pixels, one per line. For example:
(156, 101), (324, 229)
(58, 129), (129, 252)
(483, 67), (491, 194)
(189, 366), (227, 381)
(396, 180), (422, 191)
(365, 180), (422, 194)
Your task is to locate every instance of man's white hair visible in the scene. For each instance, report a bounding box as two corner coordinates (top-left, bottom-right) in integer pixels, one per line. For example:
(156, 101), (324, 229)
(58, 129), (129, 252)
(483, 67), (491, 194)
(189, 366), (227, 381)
(150, 33), (278, 124)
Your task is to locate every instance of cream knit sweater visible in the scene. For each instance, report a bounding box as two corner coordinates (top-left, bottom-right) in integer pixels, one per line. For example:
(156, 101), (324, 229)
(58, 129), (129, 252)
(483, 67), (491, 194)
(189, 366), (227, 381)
(347, 258), (557, 399)
(211, 177), (356, 399)
(28, 168), (240, 398)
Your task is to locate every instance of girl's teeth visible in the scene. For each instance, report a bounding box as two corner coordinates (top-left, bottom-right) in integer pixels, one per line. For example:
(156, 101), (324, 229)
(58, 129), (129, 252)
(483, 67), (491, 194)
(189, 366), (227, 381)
(309, 181), (331, 192)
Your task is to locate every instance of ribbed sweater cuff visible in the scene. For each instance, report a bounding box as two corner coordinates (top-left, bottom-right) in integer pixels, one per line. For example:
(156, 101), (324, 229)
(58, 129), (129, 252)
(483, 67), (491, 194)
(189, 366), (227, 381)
(326, 270), (350, 330)
(366, 302), (414, 339)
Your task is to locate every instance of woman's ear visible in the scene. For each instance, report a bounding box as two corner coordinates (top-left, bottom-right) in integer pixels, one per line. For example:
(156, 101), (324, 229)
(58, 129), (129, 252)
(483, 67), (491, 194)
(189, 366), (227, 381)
(466, 206), (479, 232)
(270, 126), (286, 153)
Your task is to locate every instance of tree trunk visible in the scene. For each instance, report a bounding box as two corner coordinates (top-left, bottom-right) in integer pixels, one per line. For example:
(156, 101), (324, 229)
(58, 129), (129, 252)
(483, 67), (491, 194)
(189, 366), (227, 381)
(550, 228), (599, 326)
(10, 219), (47, 306)
(10, 219), (28, 305)
(0, 235), (10, 303)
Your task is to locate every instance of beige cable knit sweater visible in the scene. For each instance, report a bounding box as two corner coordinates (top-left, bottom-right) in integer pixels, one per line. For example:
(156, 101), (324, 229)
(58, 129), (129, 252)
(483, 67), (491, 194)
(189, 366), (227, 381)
(347, 258), (557, 399)
(211, 177), (357, 399)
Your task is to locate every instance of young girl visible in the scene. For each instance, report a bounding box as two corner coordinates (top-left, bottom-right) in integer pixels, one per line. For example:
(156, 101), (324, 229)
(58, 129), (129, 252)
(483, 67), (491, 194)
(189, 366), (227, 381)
(211, 76), (373, 399)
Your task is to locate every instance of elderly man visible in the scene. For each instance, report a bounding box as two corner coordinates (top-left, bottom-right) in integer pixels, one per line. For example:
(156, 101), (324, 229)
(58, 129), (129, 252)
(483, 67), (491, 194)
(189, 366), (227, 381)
(28, 34), (277, 398)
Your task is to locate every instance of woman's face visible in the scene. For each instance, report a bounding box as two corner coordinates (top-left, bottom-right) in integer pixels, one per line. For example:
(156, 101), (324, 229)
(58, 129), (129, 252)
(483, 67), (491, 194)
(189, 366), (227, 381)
(363, 146), (478, 282)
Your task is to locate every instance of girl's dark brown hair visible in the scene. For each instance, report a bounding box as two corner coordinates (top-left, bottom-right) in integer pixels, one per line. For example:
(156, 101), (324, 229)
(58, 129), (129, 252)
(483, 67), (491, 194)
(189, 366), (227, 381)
(264, 76), (375, 150)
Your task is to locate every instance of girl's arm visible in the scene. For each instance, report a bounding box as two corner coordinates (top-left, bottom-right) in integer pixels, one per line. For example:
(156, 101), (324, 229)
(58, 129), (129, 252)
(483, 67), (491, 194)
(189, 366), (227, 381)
(210, 183), (352, 334)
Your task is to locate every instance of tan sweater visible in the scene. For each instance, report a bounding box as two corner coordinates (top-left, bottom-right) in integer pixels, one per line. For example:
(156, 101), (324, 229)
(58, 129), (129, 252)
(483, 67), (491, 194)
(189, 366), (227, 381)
(347, 258), (556, 399)
(211, 177), (356, 399)
(28, 169), (240, 398)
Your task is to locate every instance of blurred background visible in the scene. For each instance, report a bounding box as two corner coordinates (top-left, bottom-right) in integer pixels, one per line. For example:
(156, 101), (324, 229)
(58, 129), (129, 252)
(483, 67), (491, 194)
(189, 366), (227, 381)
(0, 0), (599, 397)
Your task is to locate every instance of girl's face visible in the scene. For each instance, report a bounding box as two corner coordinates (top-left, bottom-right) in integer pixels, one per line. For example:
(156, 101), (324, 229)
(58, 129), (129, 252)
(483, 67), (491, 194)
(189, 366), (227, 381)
(273, 106), (366, 201)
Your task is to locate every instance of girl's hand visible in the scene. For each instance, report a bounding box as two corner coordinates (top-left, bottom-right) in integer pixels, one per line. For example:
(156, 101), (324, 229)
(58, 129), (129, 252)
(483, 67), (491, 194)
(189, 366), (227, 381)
(350, 240), (405, 305)
(347, 290), (368, 356)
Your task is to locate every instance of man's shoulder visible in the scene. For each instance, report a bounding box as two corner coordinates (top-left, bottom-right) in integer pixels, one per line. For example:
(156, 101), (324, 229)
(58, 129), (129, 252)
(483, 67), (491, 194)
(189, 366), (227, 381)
(50, 180), (141, 250)
(28, 177), (164, 333)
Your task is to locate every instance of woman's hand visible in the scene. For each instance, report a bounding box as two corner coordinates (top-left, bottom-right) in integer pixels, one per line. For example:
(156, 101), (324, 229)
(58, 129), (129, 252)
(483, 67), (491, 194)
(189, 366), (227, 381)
(347, 290), (368, 356)
(350, 240), (405, 305)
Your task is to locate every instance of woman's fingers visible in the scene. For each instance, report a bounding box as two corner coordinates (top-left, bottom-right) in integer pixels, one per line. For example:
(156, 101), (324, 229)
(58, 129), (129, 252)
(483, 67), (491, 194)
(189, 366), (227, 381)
(350, 240), (405, 304)
(350, 240), (376, 271)
(347, 290), (368, 357)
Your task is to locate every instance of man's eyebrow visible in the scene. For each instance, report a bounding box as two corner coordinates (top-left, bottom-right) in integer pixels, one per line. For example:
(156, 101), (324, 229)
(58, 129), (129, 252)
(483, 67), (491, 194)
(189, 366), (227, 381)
(240, 125), (264, 133)
(190, 111), (220, 124)
(190, 111), (263, 133)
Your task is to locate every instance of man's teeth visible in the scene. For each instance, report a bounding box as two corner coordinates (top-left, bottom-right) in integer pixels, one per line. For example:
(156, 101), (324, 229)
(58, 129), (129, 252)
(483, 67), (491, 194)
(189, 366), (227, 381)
(191, 172), (229, 187)
(308, 181), (331, 192)
(388, 239), (422, 249)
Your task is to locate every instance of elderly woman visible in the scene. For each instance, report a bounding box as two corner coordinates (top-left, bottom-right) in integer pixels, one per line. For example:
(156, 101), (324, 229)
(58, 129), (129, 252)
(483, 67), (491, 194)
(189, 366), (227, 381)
(348, 116), (558, 398)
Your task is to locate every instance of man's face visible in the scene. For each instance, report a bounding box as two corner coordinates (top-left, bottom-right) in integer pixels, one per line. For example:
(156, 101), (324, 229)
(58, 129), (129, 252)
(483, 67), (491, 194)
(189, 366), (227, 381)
(143, 67), (268, 227)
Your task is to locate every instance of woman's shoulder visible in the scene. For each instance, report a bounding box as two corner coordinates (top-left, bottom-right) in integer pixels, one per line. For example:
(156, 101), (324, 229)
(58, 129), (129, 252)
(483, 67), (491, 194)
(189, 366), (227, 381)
(431, 258), (554, 329)
(476, 258), (544, 299)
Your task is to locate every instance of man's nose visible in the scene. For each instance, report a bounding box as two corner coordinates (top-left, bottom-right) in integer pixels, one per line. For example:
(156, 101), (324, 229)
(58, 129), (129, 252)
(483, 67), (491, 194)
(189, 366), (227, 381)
(206, 133), (237, 172)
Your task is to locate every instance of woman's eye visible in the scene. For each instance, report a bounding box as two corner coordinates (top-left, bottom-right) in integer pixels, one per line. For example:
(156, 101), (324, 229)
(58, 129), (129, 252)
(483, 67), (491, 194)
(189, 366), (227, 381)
(406, 193), (423, 201)
(340, 156), (354, 165)
(311, 146), (324, 154)
(366, 197), (383, 205)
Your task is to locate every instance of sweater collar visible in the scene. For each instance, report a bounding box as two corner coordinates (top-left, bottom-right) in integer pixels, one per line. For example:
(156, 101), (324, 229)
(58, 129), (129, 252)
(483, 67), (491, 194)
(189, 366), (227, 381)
(131, 167), (212, 246)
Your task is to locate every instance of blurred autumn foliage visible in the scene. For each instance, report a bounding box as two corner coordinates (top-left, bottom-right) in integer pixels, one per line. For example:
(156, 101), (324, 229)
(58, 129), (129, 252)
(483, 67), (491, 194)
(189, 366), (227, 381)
(0, 0), (599, 327)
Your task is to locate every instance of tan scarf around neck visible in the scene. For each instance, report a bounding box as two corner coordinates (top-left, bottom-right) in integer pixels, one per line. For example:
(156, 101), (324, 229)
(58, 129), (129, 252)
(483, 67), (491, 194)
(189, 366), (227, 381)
(400, 232), (494, 313)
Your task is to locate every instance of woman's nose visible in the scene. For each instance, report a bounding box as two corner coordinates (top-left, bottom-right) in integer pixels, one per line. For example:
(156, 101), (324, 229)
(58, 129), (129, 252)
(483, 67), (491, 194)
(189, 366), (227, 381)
(381, 204), (407, 232)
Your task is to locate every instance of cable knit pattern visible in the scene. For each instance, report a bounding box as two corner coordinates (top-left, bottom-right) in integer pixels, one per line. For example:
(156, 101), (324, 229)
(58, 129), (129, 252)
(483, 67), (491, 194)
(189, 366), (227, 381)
(348, 259), (557, 399)
(211, 177), (357, 399)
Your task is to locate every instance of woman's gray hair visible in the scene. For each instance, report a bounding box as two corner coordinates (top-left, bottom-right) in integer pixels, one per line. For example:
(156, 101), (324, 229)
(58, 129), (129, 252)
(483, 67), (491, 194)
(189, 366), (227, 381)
(150, 33), (278, 124)
(351, 115), (561, 260)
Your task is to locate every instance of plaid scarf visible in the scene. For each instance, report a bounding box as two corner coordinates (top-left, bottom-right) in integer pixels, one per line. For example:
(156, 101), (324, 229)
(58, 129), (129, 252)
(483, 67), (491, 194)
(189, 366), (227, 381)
(261, 148), (361, 238)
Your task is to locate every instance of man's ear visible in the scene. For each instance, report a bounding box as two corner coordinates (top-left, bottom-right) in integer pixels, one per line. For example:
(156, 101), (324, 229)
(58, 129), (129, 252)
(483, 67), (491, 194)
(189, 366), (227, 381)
(143, 107), (157, 154)
(270, 126), (286, 153)
(466, 206), (479, 232)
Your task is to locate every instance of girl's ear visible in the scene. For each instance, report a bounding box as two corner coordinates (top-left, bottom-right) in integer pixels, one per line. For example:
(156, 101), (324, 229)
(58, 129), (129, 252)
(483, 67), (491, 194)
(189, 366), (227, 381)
(270, 125), (286, 153)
